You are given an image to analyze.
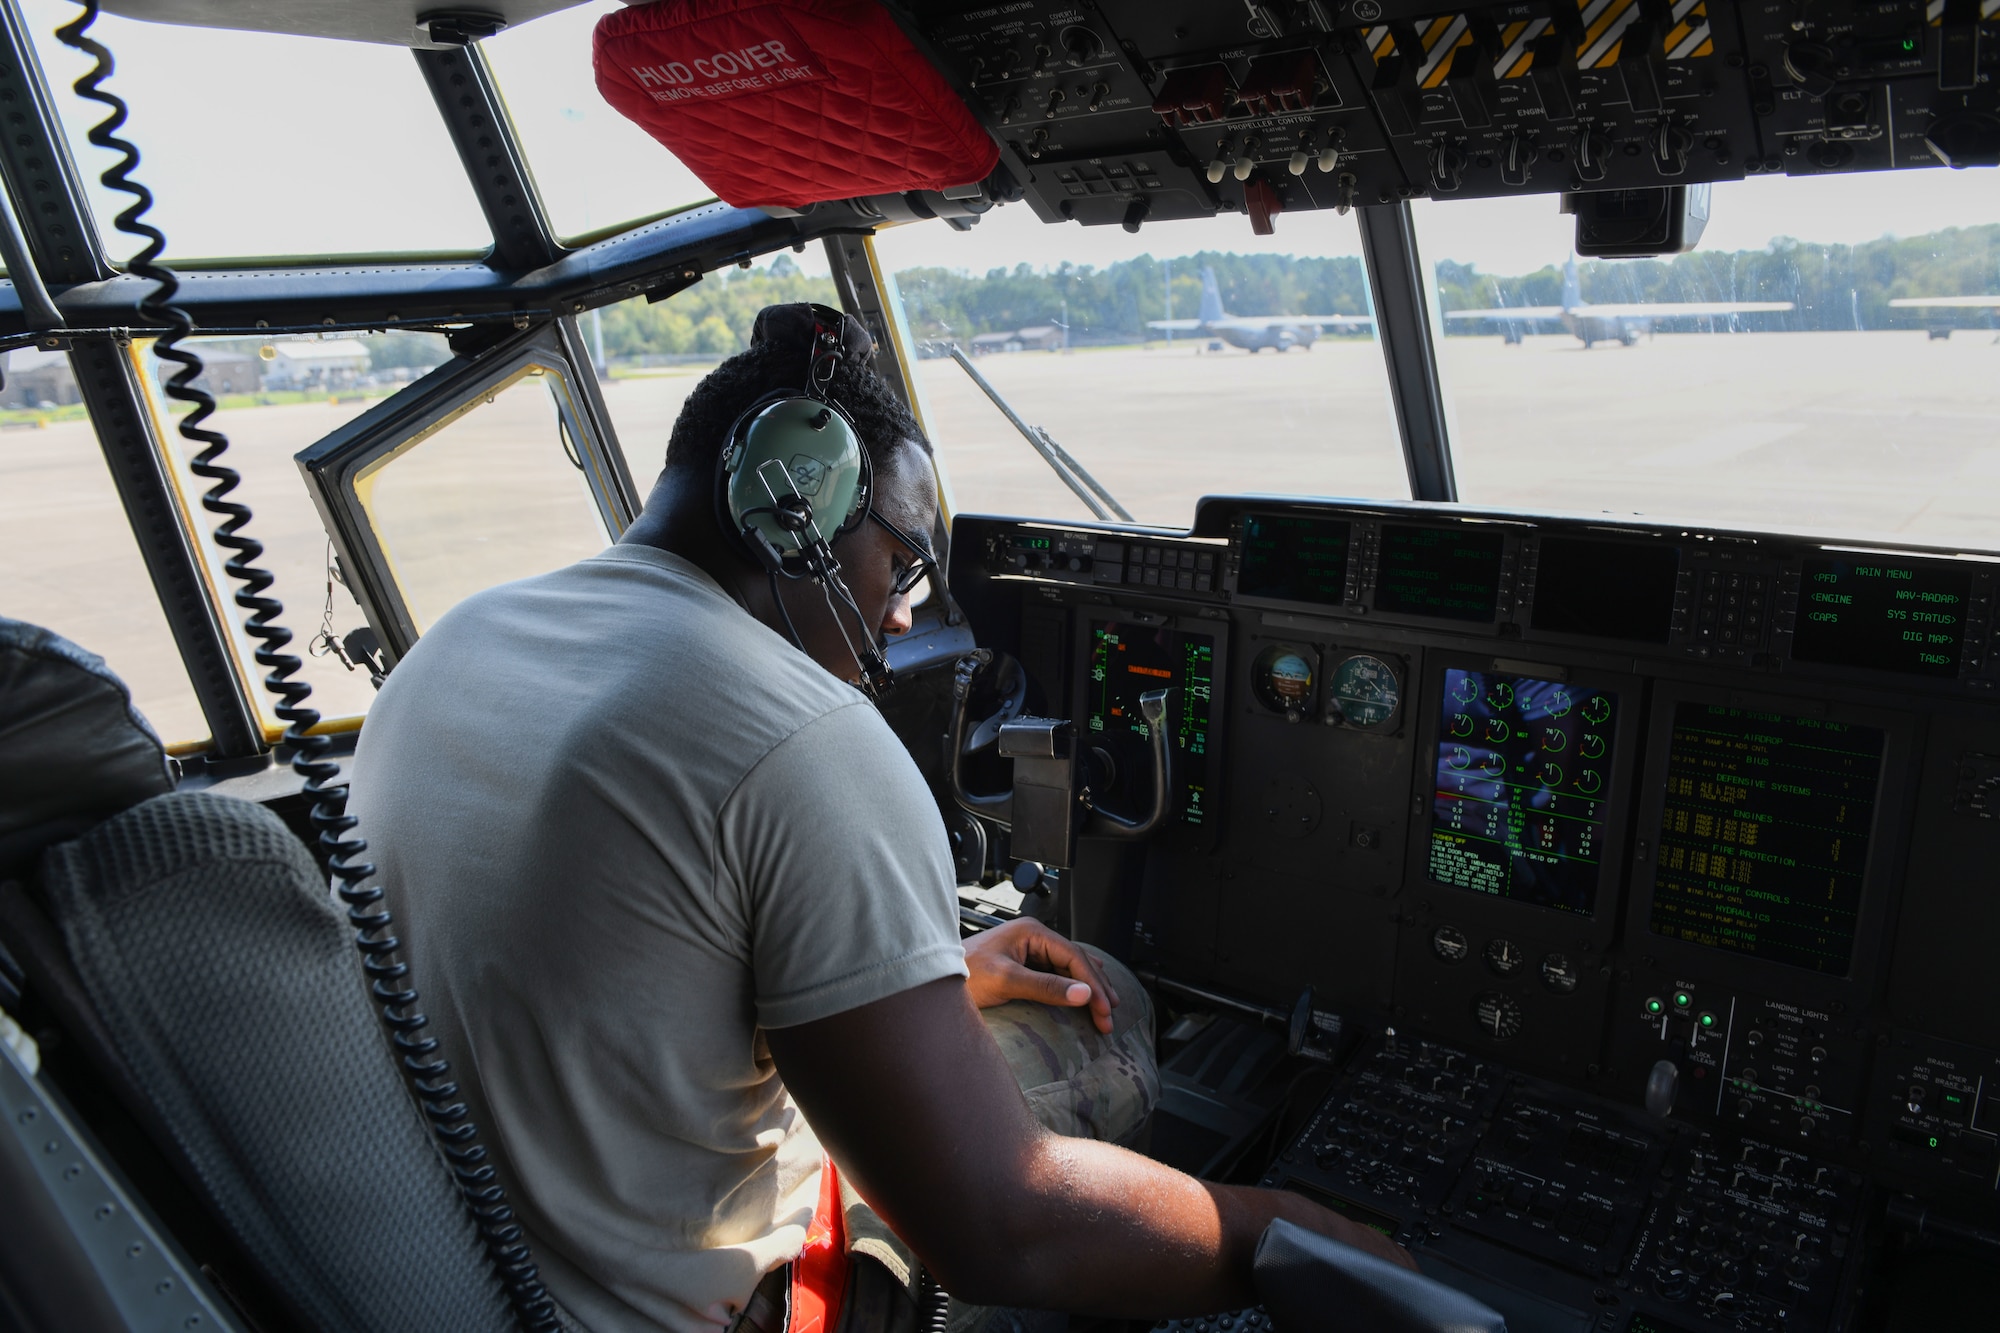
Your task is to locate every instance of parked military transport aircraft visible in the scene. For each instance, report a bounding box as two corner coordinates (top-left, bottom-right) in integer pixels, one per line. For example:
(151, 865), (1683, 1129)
(1147, 266), (1372, 352)
(1446, 256), (1795, 347)
(1891, 293), (2000, 339)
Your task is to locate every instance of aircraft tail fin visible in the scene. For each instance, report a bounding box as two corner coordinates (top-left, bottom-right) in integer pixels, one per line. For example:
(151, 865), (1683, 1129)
(1562, 255), (1581, 311)
(1199, 267), (1225, 323)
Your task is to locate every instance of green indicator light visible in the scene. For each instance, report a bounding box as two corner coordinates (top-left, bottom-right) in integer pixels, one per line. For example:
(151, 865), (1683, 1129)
(1674, 992), (1693, 1008)
(1646, 997), (1665, 1015)
(1930, 1136), (1941, 1149)
(1699, 1012), (1717, 1029)
(1902, 38), (1917, 51)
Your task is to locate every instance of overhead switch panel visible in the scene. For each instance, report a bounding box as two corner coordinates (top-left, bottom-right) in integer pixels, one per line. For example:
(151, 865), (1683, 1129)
(904, 0), (2000, 229)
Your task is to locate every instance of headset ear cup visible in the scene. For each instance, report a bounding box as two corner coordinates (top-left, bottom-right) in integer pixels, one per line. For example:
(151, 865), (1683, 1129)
(720, 396), (865, 560)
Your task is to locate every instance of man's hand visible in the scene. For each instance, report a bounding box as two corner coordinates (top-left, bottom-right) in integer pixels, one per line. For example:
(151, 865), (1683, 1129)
(767, 977), (1418, 1317)
(963, 917), (1118, 1034)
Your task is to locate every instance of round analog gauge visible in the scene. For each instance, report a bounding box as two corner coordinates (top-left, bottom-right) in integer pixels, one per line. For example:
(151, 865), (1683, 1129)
(1329, 653), (1402, 730)
(1432, 926), (1470, 963)
(1540, 953), (1580, 995)
(1251, 644), (1317, 720)
(1473, 992), (1524, 1040)
(1484, 937), (1525, 977)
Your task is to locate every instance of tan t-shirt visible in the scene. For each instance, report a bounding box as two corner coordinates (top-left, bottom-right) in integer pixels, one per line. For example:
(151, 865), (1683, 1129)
(349, 544), (966, 1333)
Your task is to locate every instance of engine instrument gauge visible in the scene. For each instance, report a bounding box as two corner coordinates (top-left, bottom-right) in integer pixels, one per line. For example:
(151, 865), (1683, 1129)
(1432, 925), (1470, 962)
(1484, 937), (1524, 976)
(1251, 644), (1317, 721)
(1473, 992), (1524, 1039)
(1328, 653), (1402, 730)
(1540, 953), (1580, 994)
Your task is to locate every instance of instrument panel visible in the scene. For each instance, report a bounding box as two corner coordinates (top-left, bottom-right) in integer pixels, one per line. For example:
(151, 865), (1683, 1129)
(949, 495), (2000, 1328)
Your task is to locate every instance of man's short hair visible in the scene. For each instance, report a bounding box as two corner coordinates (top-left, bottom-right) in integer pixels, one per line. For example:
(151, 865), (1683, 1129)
(661, 328), (933, 504)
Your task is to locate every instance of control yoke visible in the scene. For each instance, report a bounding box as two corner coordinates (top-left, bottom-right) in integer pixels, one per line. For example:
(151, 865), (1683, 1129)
(948, 650), (1174, 868)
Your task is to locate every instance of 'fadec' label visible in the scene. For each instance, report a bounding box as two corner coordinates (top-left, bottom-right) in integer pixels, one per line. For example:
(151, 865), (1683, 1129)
(623, 12), (828, 104)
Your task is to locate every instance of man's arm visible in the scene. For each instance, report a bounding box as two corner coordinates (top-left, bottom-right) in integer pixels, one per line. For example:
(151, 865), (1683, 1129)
(766, 976), (1413, 1318)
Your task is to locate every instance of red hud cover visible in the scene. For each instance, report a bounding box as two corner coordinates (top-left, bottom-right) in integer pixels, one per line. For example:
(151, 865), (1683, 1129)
(594, 0), (999, 210)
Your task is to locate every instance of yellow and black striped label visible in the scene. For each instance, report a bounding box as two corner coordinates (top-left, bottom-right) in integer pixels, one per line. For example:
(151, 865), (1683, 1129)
(1576, 0), (1640, 69)
(1493, 17), (1553, 77)
(1663, 0), (1714, 59)
(1415, 14), (1475, 88)
(1363, 25), (1396, 62)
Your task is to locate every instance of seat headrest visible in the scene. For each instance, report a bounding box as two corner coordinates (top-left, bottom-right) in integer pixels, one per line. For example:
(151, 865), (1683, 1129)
(0, 617), (176, 880)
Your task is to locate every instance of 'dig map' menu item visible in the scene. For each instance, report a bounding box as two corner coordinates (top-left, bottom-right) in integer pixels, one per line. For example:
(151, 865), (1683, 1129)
(1428, 669), (1617, 917)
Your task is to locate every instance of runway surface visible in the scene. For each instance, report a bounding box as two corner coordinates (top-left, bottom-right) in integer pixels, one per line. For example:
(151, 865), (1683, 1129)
(7, 330), (1999, 743)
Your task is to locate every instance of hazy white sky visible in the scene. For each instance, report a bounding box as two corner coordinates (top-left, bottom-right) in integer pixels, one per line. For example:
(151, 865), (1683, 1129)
(19, 0), (1999, 279)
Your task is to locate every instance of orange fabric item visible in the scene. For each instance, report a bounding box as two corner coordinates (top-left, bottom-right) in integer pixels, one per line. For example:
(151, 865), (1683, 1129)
(789, 1160), (849, 1333)
(593, 0), (998, 210)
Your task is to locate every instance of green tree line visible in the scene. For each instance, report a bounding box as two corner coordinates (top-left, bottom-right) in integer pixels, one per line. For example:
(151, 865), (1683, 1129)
(600, 253), (839, 359)
(1432, 223), (2000, 332)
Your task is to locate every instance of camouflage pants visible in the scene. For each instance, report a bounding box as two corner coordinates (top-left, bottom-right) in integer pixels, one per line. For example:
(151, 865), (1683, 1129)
(979, 945), (1158, 1145)
(836, 946), (1158, 1333)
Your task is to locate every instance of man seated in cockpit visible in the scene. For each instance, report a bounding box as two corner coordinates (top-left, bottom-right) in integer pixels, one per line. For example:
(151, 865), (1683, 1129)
(348, 303), (1411, 1333)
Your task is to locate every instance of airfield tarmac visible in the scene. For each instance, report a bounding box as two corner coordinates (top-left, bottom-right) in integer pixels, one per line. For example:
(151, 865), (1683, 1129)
(7, 329), (2000, 743)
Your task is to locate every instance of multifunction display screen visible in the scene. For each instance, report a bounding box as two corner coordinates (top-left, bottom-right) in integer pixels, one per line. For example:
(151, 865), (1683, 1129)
(1428, 669), (1618, 916)
(1374, 524), (1505, 622)
(1531, 538), (1680, 643)
(1086, 621), (1215, 826)
(1790, 556), (1971, 678)
(1238, 514), (1350, 606)
(1649, 704), (1883, 974)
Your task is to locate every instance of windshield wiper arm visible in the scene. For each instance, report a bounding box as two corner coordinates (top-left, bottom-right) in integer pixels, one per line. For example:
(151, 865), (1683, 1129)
(947, 346), (1133, 523)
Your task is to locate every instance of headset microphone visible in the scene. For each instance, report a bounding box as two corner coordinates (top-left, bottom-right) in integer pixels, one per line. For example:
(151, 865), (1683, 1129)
(717, 305), (896, 693)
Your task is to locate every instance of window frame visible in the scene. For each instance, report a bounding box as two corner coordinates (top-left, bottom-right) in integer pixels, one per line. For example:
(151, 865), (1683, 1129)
(294, 322), (637, 662)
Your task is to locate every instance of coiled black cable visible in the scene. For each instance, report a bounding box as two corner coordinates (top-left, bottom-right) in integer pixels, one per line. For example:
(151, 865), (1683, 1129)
(919, 1273), (951, 1333)
(54, 4), (558, 1327)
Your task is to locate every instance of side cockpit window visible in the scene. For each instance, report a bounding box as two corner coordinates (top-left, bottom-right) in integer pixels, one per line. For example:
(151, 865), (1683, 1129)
(349, 365), (615, 637)
(127, 333), (457, 734)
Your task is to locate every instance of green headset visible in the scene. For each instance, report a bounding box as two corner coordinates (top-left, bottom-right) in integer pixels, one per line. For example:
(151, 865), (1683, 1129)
(715, 304), (892, 691)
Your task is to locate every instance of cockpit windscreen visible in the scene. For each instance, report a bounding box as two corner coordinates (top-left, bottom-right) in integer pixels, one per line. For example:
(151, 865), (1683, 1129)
(1428, 669), (1617, 916)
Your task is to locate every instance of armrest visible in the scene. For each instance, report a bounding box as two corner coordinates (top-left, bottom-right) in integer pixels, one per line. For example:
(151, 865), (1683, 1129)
(1252, 1219), (1507, 1333)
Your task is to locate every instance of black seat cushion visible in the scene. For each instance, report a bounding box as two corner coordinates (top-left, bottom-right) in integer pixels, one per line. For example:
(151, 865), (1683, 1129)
(40, 790), (513, 1333)
(0, 617), (174, 880)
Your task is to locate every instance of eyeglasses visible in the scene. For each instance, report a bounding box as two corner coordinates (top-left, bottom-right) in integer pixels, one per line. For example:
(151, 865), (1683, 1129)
(868, 511), (941, 603)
